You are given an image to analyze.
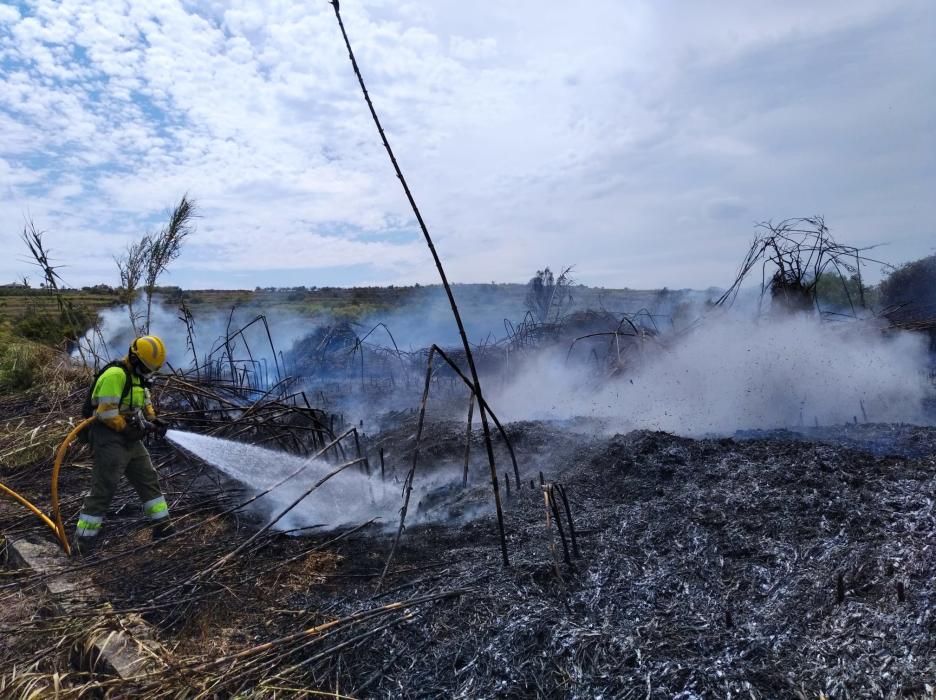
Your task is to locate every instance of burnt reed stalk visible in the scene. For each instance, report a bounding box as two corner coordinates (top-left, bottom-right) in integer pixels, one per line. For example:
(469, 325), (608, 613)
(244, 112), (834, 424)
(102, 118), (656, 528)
(330, 0), (509, 566)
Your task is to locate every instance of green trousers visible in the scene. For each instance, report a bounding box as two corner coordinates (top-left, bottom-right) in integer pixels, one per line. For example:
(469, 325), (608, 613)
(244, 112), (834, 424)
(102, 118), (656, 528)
(81, 422), (165, 517)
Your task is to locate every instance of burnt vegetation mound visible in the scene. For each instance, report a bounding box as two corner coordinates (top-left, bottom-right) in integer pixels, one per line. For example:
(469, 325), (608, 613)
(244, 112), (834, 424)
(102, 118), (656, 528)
(2, 376), (935, 698)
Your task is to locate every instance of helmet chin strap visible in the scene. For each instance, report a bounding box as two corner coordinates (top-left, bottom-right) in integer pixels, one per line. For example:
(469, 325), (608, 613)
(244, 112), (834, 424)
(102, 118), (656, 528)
(129, 352), (151, 378)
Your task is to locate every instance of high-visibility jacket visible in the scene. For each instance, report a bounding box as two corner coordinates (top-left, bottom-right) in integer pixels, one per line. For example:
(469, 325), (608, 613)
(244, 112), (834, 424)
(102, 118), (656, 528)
(91, 359), (157, 432)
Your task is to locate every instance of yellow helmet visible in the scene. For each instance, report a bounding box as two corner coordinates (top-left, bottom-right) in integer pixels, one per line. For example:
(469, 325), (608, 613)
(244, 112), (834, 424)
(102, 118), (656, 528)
(129, 335), (167, 372)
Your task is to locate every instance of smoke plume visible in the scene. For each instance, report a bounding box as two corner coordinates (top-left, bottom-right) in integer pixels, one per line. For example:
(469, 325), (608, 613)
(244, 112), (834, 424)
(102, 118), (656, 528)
(492, 313), (934, 435)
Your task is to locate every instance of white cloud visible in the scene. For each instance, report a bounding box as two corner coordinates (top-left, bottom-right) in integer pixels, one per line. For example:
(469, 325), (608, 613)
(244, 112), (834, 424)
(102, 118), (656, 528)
(0, 4), (20, 24)
(448, 35), (496, 62)
(0, 0), (932, 290)
(182, 230), (425, 273)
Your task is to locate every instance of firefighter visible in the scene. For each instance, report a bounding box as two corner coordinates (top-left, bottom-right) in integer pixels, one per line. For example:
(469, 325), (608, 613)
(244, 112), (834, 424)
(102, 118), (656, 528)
(74, 335), (174, 555)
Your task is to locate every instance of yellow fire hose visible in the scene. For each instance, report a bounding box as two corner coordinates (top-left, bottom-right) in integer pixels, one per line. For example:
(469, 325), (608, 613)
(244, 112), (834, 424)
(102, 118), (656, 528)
(51, 417), (96, 555)
(0, 481), (59, 535)
(0, 417), (94, 557)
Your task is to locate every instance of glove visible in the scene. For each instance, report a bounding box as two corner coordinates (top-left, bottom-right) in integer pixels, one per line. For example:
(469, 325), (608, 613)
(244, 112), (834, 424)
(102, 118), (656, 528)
(152, 418), (169, 440)
(123, 422), (146, 442)
(124, 412), (151, 442)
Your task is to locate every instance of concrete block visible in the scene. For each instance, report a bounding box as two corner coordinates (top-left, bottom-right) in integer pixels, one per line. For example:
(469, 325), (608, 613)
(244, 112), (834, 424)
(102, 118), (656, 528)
(6, 536), (168, 679)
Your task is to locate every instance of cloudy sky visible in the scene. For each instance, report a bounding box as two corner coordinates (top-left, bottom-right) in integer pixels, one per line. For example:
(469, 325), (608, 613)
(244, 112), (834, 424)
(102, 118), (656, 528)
(0, 0), (933, 290)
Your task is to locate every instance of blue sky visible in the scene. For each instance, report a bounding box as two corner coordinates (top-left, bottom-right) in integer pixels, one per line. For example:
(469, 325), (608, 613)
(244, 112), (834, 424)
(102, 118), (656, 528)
(0, 0), (933, 290)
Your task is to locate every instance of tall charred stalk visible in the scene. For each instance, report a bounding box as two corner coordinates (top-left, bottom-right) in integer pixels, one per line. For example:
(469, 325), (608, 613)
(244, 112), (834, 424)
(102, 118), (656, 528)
(143, 195), (196, 333)
(431, 344), (521, 489)
(377, 346), (436, 591)
(330, 2), (509, 565)
(177, 299), (199, 378)
(463, 392), (475, 487)
(20, 220), (89, 364)
(116, 236), (149, 335)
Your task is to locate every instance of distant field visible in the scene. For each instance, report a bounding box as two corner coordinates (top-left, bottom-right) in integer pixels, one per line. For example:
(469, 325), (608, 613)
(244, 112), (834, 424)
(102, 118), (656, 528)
(0, 292), (120, 321)
(177, 284), (690, 329)
(0, 288), (119, 331)
(0, 283), (694, 347)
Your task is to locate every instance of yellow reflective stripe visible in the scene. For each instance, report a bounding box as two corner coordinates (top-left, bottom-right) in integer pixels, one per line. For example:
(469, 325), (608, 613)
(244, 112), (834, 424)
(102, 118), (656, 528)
(92, 395), (120, 406)
(96, 407), (120, 419)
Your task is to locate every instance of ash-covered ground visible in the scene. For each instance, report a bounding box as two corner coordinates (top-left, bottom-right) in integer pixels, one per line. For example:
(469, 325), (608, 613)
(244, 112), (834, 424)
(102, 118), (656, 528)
(73, 418), (935, 698)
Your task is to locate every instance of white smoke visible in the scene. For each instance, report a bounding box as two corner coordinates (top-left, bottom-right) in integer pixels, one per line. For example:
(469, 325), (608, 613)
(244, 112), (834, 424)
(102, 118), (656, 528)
(80, 300), (312, 375)
(491, 313), (934, 435)
(80, 296), (934, 436)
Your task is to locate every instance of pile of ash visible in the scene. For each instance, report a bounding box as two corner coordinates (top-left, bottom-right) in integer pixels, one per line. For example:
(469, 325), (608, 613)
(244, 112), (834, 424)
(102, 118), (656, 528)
(215, 420), (935, 697)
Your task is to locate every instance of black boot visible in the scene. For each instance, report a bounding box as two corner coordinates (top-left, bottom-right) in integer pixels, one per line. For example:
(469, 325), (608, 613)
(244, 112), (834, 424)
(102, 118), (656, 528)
(73, 536), (99, 557)
(152, 521), (176, 540)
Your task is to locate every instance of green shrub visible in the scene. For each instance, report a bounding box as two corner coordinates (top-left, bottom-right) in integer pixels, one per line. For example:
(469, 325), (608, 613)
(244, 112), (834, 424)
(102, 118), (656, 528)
(880, 255), (936, 320)
(12, 304), (92, 346)
(0, 341), (46, 392)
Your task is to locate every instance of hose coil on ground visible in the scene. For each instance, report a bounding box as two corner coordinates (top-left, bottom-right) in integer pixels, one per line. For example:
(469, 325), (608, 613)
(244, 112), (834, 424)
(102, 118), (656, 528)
(0, 417), (95, 556)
